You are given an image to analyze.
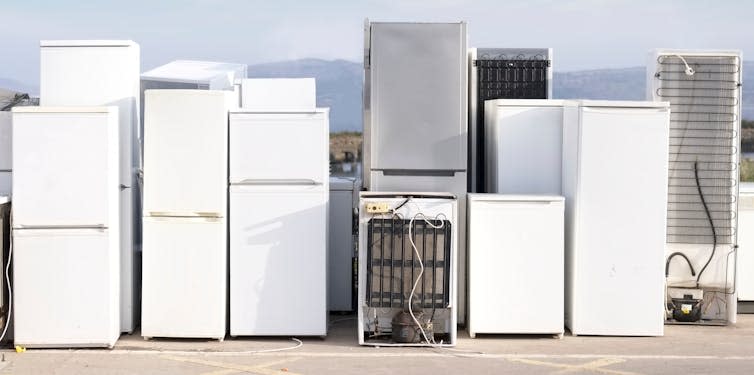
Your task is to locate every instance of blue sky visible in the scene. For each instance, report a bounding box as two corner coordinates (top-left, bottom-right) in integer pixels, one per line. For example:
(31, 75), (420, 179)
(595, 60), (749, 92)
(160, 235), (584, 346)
(1, 0), (751, 86)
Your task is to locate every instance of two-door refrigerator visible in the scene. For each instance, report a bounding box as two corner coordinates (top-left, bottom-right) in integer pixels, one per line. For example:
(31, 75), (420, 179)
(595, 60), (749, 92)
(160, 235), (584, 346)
(40, 40), (141, 333)
(229, 109), (329, 336)
(562, 100), (670, 336)
(141, 90), (234, 340)
(12, 106), (120, 348)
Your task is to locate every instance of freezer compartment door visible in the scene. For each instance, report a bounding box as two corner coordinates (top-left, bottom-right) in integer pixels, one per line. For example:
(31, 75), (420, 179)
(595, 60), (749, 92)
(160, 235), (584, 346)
(230, 185), (327, 336)
(229, 112), (328, 184)
(13, 228), (119, 347)
(141, 216), (226, 339)
(143, 90), (231, 216)
(12, 110), (119, 227)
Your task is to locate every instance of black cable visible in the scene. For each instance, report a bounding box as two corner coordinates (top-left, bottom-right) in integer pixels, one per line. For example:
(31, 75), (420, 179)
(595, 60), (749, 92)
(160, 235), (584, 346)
(1, 93), (29, 111)
(665, 252), (696, 277)
(694, 160), (717, 288)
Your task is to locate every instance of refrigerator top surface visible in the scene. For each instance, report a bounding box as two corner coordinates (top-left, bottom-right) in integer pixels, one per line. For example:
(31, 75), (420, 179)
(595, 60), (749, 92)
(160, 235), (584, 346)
(330, 177), (357, 191)
(468, 193), (564, 203)
(11, 106), (114, 114)
(360, 191), (456, 200)
(230, 108), (329, 115)
(141, 60), (247, 83)
(369, 21), (466, 25)
(488, 99), (567, 108)
(573, 100), (670, 109)
(473, 47), (551, 58)
(652, 49), (742, 58)
(40, 40), (137, 47)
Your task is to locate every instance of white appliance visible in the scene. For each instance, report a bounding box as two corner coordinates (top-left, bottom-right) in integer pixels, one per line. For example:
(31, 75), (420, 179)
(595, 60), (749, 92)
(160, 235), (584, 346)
(363, 20), (469, 324)
(239, 78), (316, 111)
(484, 99), (565, 195)
(0, 112), (10, 196)
(328, 177), (360, 311)
(141, 90), (234, 340)
(40, 40), (140, 333)
(12, 107), (120, 348)
(228, 109), (329, 336)
(467, 194), (564, 338)
(0, 195), (9, 333)
(648, 50), (742, 324)
(562, 100), (670, 336)
(358, 192), (458, 346)
(468, 48), (553, 193)
(737, 183), (754, 310)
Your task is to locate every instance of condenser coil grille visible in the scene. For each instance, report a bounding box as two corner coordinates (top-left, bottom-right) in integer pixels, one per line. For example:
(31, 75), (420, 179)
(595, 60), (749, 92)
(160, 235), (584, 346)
(655, 55), (740, 245)
(365, 218), (451, 309)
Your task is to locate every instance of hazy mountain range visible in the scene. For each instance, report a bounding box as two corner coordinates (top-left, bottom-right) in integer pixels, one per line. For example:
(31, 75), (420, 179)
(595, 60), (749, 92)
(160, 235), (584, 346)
(3, 60), (752, 131)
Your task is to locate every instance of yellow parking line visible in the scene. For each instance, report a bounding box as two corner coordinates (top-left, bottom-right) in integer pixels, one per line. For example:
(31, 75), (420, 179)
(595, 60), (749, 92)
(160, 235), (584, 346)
(161, 354), (302, 375)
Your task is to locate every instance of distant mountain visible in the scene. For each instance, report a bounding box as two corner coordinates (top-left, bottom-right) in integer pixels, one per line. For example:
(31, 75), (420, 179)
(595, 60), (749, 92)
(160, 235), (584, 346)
(0, 78), (37, 96)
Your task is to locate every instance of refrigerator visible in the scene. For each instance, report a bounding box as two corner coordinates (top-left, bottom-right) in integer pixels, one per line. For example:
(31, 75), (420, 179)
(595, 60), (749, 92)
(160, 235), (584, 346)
(11, 106), (120, 348)
(0, 111), (10, 196)
(738, 183), (754, 311)
(363, 20), (469, 324)
(468, 48), (553, 193)
(141, 90), (234, 340)
(562, 100), (670, 336)
(229, 109), (329, 337)
(239, 78), (316, 111)
(328, 177), (360, 312)
(484, 99), (565, 195)
(467, 194), (564, 338)
(40, 40), (140, 333)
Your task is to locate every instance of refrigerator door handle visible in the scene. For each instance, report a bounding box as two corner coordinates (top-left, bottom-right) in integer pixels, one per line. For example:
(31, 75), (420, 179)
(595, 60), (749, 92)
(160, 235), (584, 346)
(233, 179), (322, 186)
(13, 224), (108, 230)
(147, 211), (224, 218)
(120, 184), (131, 190)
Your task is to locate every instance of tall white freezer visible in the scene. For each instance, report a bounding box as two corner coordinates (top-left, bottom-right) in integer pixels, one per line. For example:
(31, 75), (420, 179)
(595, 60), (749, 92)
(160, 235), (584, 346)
(328, 177), (360, 312)
(12, 107), (120, 348)
(141, 90), (234, 340)
(467, 194), (564, 337)
(484, 99), (565, 195)
(40, 40), (141, 333)
(738, 183), (754, 310)
(229, 109), (329, 336)
(562, 100), (670, 336)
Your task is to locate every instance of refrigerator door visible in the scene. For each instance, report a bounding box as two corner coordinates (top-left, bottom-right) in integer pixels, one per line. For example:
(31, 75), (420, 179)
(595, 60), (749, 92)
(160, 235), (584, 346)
(229, 111), (329, 184)
(738, 184), (754, 301)
(141, 216), (227, 339)
(0, 112), (10, 171)
(239, 78), (316, 111)
(13, 228), (119, 348)
(12, 108), (120, 228)
(229, 184), (327, 336)
(467, 194), (564, 336)
(367, 22), (467, 171)
(143, 90), (232, 217)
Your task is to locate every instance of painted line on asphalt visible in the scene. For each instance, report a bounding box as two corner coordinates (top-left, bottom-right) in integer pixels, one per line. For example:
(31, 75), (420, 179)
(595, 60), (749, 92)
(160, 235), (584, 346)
(510, 357), (640, 375)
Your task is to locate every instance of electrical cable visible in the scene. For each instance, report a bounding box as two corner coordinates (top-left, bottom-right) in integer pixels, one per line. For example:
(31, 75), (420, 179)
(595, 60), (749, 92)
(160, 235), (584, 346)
(694, 160), (717, 288)
(665, 252), (696, 277)
(675, 54), (695, 76)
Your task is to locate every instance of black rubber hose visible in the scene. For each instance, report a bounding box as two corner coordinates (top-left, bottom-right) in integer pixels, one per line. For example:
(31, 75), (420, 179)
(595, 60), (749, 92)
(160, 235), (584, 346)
(665, 252), (696, 277)
(694, 160), (717, 288)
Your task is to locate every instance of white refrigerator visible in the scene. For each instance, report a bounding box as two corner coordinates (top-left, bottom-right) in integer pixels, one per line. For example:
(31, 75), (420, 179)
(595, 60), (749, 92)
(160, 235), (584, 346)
(738, 183), (754, 306)
(467, 194), (564, 338)
(40, 40), (141, 333)
(562, 100), (669, 336)
(12, 107), (120, 348)
(229, 109), (329, 337)
(141, 90), (234, 340)
(0, 111), (10, 196)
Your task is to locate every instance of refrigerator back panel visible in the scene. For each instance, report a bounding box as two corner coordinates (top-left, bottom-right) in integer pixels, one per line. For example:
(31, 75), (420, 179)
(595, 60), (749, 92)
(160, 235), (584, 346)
(229, 111), (329, 184)
(11, 108), (119, 228)
(366, 22), (467, 171)
(143, 90), (232, 216)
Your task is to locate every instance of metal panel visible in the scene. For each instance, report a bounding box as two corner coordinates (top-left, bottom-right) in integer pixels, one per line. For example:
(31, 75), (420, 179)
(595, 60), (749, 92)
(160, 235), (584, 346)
(366, 22), (467, 172)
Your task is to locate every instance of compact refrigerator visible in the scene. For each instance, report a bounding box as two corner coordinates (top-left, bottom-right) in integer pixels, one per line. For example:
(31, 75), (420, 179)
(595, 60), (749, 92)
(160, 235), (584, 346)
(484, 99), (565, 195)
(40, 40), (140, 333)
(467, 194), (564, 338)
(12, 106), (120, 348)
(229, 109), (329, 336)
(239, 78), (316, 111)
(0, 111), (10, 196)
(141, 90), (234, 340)
(328, 177), (360, 312)
(562, 100), (670, 336)
(363, 20), (469, 324)
(738, 183), (754, 311)
(469, 48), (553, 193)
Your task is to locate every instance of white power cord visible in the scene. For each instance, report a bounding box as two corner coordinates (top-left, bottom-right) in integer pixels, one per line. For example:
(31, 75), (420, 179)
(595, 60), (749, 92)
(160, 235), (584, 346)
(407, 211), (446, 346)
(676, 54), (695, 76)
(0, 209), (12, 343)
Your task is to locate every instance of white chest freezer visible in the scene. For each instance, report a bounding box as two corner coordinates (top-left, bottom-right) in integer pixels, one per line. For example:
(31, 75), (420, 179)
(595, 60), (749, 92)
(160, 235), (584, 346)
(467, 194), (564, 337)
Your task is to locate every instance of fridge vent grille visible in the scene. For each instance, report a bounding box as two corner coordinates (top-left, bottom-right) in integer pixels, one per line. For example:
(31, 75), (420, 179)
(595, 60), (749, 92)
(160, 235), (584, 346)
(655, 55), (740, 245)
(365, 218), (451, 309)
